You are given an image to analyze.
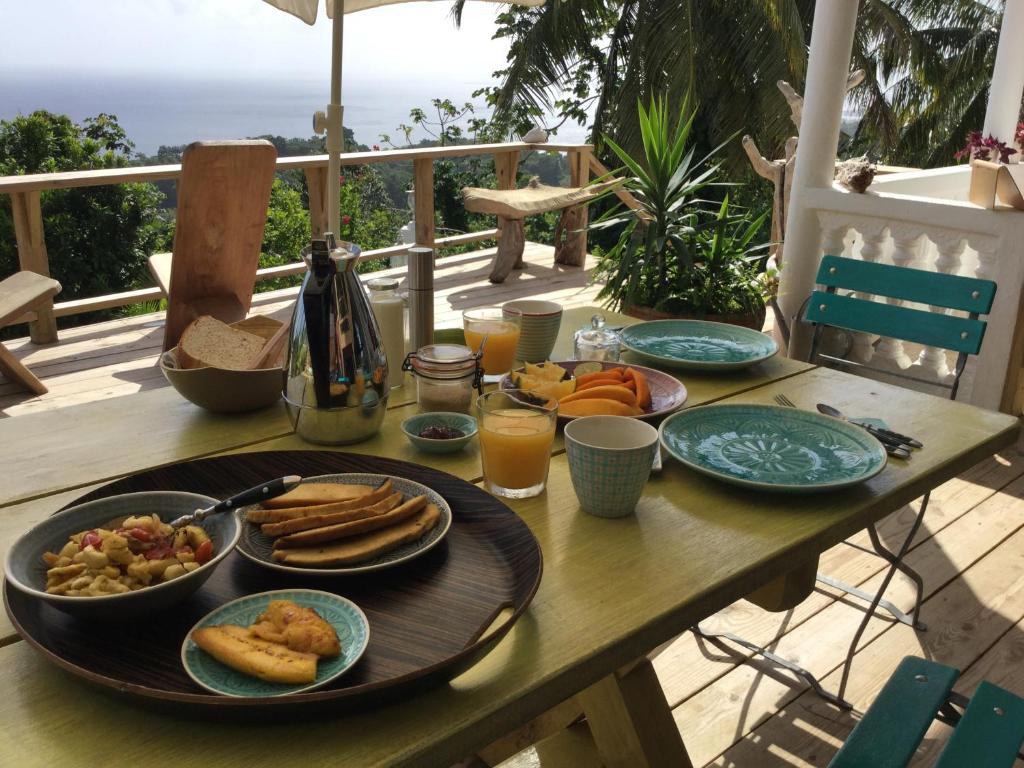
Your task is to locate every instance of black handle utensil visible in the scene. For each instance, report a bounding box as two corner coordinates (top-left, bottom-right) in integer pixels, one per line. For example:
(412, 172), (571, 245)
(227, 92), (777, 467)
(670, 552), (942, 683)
(168, 475), (302, 528)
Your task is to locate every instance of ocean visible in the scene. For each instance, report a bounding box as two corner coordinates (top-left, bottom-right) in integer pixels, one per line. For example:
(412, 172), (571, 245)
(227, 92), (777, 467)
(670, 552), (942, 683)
(0, 72), (588, 156)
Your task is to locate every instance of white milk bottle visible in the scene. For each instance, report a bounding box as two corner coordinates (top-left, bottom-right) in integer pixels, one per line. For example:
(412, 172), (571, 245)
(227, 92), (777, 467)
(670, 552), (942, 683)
(366, 277), (406, 389)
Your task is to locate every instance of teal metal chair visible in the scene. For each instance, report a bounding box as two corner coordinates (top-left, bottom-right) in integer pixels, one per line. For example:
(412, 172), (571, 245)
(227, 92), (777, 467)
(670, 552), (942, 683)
(693, 256), (997, 709)
(807, 255), (996, 705)
(829, 656), (1024, 767)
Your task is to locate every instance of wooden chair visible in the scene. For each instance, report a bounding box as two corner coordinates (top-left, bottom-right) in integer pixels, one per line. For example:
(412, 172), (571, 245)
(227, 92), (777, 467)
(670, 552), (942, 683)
(829, 656), (1024, 767)
(694, 256), (997, 708)
(0, 271), (62, 396)
(149, 140), (277, 351)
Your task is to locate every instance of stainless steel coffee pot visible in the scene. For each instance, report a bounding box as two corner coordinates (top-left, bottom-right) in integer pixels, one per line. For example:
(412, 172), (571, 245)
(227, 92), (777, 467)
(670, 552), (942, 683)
(283, 234), (388, 444)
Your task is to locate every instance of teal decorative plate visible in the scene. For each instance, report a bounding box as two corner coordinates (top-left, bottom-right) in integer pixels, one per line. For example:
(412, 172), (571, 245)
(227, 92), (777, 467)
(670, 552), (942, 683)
(181, 589), (369, 697)
(658, 404), (887, 493)
(235, 473), (452, 576)
(619, 320), (778, 371)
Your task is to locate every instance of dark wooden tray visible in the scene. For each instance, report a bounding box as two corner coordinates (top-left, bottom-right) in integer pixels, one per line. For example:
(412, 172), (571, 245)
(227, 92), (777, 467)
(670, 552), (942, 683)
(4, 451), (543, 717)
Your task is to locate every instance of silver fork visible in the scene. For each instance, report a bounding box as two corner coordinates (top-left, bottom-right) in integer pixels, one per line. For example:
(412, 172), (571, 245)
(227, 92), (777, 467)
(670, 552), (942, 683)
(774, 394), (909, 459)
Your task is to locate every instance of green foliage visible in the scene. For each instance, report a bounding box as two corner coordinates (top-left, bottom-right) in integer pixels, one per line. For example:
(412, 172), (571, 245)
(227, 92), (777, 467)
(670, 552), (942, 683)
(479, 0), (1000, 171)
(594, 97), (769, 317)
(336, 167), (406, 272)
(0, 111), (164, 324)
(257, 179), (311, 291)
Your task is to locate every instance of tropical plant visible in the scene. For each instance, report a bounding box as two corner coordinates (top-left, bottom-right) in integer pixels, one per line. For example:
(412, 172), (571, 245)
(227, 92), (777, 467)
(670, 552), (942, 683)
(470, 0), (1003, 170)
(593, 97), (770, 318)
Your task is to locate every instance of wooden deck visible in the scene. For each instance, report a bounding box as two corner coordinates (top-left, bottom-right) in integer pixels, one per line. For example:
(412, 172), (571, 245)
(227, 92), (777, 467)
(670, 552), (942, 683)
(0, 243), (601, 417)
(4, 240), (1023, 766)
(501, 428), (1024, 767)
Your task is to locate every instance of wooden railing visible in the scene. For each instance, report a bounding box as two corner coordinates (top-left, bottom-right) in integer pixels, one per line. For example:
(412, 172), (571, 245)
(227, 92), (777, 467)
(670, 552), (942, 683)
(0, 141), (620, 344)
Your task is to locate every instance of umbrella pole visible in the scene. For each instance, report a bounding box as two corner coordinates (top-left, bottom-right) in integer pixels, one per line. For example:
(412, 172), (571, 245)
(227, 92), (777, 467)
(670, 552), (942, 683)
(326, 0), (344, 236)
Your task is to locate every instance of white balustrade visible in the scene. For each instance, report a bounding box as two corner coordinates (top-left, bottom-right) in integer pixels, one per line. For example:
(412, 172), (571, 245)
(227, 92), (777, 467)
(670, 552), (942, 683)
(809, 199), (1018, 407)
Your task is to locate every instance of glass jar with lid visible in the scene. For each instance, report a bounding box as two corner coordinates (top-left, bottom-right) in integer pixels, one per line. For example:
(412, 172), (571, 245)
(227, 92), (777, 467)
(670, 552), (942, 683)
(402, 343), (483, 414)
(573, 314), (621, 361)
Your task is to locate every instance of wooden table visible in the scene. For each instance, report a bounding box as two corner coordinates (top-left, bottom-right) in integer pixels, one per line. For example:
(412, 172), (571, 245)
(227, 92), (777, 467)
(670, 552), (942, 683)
(0, 306), (1016, 767)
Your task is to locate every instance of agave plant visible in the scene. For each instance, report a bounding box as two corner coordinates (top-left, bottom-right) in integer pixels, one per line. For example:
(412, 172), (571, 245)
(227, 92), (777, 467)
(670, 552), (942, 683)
(593, 97), (770, 319)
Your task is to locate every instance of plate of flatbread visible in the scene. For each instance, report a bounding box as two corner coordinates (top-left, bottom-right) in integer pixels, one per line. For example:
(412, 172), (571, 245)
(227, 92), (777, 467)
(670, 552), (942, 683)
(235, 473), (453, 575)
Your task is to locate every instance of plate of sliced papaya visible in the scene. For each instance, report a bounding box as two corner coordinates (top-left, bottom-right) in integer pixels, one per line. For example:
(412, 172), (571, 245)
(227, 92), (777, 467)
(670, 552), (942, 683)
(500, 360), (687, 422)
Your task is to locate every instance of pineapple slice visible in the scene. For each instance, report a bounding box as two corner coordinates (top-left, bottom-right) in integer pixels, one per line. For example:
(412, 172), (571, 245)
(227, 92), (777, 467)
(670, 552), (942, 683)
(524, 361), (569, 382)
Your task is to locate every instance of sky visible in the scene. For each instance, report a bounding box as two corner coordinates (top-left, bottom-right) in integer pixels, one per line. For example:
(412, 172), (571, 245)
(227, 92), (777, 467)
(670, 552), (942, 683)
(0, 0), (513, 84)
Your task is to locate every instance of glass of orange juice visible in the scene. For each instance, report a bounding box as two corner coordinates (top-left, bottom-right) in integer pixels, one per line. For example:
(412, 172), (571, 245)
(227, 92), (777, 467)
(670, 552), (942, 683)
(476, 390), (558, 499)
(464, 306), (522, 381)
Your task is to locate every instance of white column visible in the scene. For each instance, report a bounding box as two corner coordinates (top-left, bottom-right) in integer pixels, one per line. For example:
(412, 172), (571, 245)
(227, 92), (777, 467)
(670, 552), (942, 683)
(983, 0), (1024, 145)
(777, 0), (861, 359)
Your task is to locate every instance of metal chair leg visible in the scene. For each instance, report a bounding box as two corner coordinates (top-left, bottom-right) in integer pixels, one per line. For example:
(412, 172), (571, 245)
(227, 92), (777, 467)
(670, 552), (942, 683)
(835, 493), (930, 705)
(867, 523), (927, 630)
(691, 624), (853, 709)
(814, 505), (929, 631)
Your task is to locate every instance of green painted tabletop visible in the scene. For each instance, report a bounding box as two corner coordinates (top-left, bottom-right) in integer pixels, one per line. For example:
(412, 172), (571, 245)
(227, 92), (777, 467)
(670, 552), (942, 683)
(2, 308), (1013, 768)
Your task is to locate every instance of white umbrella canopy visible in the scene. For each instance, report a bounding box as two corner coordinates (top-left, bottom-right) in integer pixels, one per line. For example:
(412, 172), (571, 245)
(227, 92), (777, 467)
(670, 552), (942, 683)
(264, 0), (545, 235)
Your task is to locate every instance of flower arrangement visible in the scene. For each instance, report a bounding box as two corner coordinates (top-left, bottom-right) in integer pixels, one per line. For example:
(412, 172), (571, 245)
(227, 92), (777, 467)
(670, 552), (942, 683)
(954, 123), (1024, 163)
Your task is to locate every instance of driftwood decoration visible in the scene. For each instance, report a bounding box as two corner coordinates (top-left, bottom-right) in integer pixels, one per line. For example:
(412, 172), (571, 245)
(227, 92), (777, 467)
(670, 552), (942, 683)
(745, 70), (865, 269)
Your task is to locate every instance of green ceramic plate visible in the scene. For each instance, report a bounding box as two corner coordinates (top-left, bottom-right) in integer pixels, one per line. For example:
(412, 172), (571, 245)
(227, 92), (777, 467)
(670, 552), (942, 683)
(619, 320), (778, 371)
(181, 589), (369, 697)
(659, 404), (887, 493)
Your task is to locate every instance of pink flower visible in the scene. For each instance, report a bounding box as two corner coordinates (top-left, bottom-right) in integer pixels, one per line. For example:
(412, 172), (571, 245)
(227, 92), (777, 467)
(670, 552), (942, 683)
(341, 214), (351, 225)
(339, 175), (346, 185)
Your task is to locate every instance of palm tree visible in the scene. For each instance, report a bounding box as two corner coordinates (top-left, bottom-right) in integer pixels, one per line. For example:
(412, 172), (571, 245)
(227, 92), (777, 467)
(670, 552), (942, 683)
(463, 0), (1002, 170)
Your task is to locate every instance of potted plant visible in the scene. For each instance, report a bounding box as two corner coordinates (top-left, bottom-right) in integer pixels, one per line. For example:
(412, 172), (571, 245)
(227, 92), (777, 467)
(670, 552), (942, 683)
(592, 97), (772, 329)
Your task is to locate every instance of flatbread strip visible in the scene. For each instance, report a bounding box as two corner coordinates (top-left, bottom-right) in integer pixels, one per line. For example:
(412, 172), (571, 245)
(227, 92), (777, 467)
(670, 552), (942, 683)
(247, 480), (393, 523)
(274, 495), (427, 548)
(273, 504), (441, 568)
(260, 492), (403, 537)
(262, 482), (374, 509)
(191, 625), (318, 684)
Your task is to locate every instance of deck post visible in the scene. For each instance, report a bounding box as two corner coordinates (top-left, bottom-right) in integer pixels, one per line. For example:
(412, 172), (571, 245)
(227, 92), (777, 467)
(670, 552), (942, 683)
(776, 0), (860, 359)
(495, 150), (522, 267)
(413, 158), (435, 249)
(983, 0), (1024, 145)
(556, 149), (590, 267)
(304, 166), (329, 238)
(9, 190), (58, 344)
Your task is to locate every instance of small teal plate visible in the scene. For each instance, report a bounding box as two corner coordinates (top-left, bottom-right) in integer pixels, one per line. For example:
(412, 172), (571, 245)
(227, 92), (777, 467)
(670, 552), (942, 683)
(181, 589), (369, 697)
(659, 404), (887, 493)
(619, 319), (778, 371)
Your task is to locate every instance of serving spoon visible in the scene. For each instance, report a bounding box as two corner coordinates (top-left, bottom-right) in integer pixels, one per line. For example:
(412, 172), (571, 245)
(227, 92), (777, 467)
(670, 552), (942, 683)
(168, 475), (302, 528)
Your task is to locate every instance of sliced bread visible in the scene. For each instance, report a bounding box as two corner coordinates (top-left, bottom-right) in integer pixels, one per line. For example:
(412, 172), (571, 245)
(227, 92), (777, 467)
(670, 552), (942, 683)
(176, 316), (267, 370)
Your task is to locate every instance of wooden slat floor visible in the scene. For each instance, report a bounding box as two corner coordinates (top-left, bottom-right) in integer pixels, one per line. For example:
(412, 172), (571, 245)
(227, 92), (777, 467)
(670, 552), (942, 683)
(0, 243), (601, 417)
(501, 430), (1024, 767)
(4, 240), (1022, 766)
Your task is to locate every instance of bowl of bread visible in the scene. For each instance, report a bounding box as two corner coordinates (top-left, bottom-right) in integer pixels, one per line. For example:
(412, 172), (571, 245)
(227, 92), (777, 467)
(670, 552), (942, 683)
(160, 315), (287, 413)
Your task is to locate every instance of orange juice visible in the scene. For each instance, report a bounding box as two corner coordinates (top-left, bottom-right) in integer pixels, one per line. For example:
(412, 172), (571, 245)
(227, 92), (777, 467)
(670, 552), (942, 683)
(479, 408), (556, 492)
(465, 320), (521, 375)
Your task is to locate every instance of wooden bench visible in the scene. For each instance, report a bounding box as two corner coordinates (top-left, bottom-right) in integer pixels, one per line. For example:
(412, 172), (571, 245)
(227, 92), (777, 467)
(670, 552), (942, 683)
(829, 656), (1024, 767)
(462, 177), (620, 283)
(0, 271), (62, 395)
